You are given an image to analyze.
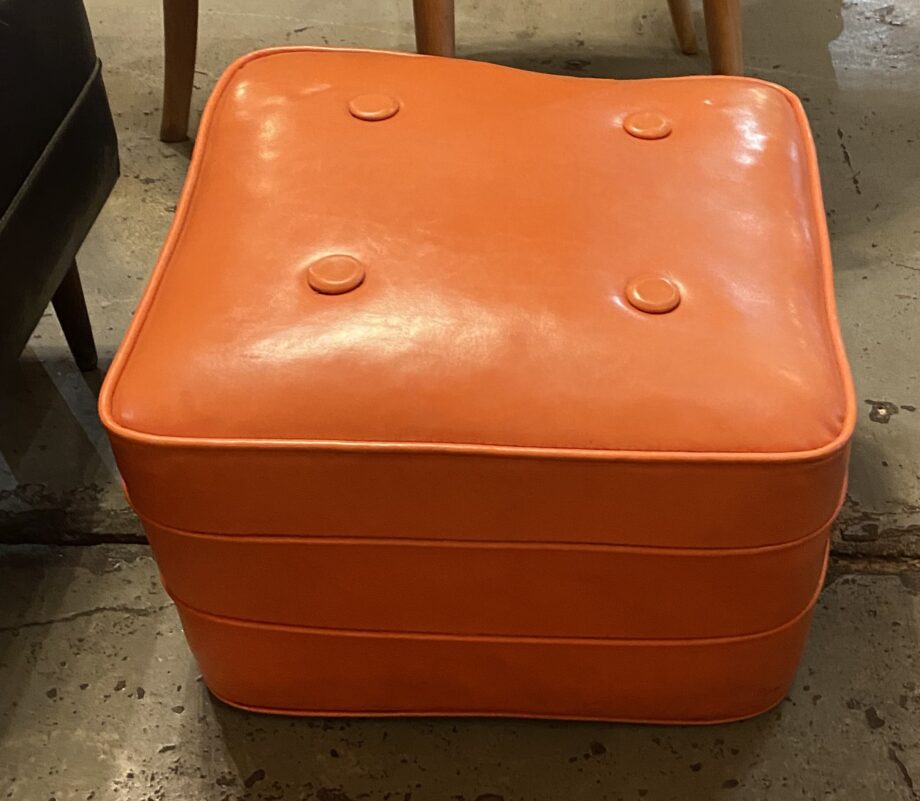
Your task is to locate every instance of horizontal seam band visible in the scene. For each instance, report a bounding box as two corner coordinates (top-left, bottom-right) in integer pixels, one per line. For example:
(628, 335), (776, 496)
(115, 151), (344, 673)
(169, 548), (826, 647)
(210, 688), (787, 727)
(137, 482), (846, 554)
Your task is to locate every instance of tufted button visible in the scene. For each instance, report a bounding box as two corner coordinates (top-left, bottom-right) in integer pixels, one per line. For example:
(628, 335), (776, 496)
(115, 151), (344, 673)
(623, 111), (672, 140)
(306, 255), (366, 295)
(348, 94), (400, 121)
(625, 275), (681, 314)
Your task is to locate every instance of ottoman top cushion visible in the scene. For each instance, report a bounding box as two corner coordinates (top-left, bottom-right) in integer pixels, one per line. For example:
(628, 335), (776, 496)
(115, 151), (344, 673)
(102, 48), (854, 458)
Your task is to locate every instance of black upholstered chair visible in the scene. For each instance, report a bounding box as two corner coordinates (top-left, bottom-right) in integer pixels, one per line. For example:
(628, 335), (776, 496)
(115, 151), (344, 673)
(0, 0), (119, 371)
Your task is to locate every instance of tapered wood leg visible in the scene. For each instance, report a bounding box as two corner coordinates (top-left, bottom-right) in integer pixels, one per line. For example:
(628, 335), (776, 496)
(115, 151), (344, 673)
(52, 261), (97, 372)
(666, 0), (698, 55)
(160, 0), (198, 142)
(413, 0), (455, 57)
(703, 0), (743, 74)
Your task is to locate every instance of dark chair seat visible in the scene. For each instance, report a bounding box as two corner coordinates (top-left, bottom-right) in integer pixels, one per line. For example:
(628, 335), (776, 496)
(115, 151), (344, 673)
(0, 0), (119, 371)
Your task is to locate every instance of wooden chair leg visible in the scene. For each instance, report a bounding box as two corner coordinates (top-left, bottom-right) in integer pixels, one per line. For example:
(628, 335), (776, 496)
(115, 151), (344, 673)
(666, 0), (698, 55)
(702, 0), (743, 75)
(160, 0), (198, 142)
(51, 261), (97, 372)
(412, 0), (455, 57)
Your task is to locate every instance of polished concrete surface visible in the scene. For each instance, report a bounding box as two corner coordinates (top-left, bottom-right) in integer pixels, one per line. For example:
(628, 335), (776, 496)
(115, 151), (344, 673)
(1, 0), (919, 797)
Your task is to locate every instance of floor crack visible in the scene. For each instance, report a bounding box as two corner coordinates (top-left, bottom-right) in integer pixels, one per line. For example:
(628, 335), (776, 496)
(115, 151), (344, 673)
(888, 744), (919, 801)
(0, 602), (173, 632)
(836, 127), (862, 195)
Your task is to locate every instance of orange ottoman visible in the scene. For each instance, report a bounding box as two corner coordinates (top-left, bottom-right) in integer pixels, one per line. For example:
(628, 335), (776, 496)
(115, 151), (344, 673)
(100, 47), (855, 723)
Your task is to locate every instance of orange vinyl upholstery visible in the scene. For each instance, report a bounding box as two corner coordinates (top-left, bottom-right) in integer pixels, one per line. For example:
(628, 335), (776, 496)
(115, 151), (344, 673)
(100, 48), (855, 723)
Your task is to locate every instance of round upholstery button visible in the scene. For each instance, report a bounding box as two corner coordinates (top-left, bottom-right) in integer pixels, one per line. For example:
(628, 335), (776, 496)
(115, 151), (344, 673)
(348, 94), (400, 121)
(625, 275), (681, 314)
(623, 111), (672, 140)
(306, 255), (366, 295)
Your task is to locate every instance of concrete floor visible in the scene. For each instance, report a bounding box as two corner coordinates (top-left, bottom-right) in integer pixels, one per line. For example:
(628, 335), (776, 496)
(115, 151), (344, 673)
(1, 0), (919, 798)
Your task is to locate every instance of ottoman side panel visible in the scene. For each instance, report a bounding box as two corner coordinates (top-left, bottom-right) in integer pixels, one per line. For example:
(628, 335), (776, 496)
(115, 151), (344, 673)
(175, 588), (820, 724)
(147, 517), (831, 639)
(110, 432), (850, 548)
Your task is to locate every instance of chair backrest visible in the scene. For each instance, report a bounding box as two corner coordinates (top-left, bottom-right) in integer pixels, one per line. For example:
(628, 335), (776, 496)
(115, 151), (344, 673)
(0, 0), (118, 367)
(0, 0), (98, 211)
